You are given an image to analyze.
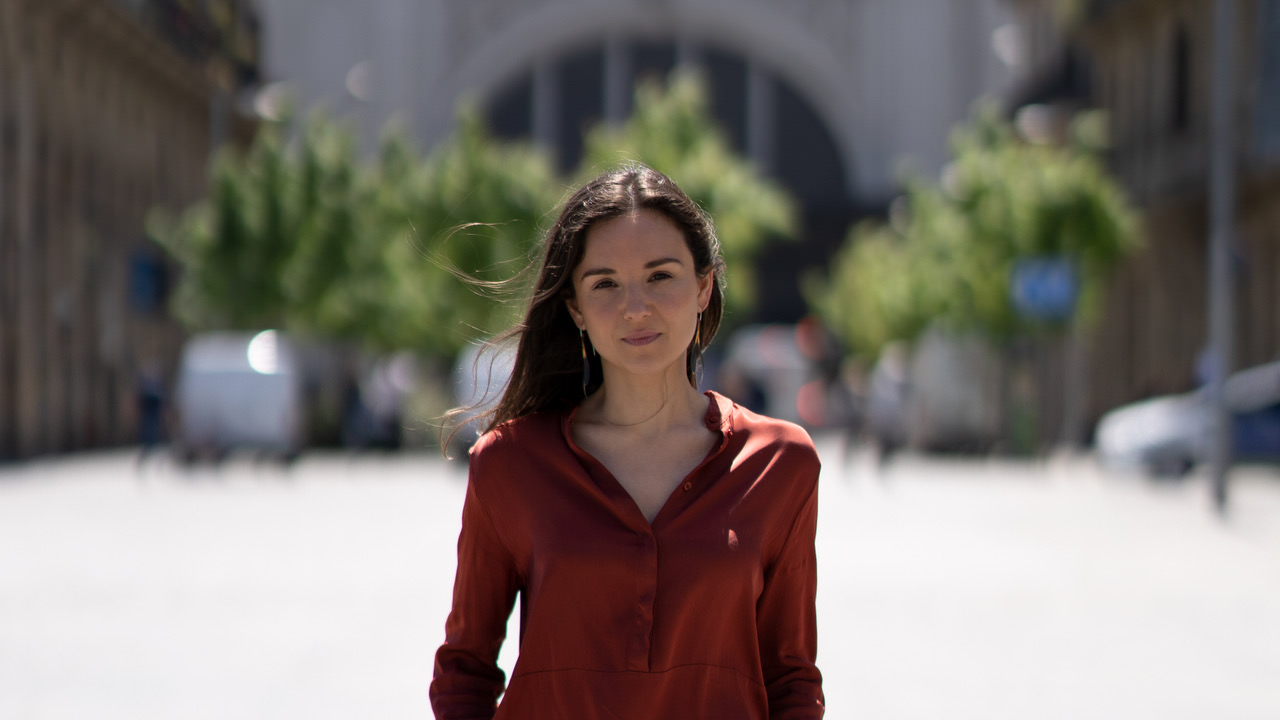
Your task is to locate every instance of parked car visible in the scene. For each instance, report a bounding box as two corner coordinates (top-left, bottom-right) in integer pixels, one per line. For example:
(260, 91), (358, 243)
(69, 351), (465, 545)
(1095, 360), (1280, 476)
(173, 330), (303, 462)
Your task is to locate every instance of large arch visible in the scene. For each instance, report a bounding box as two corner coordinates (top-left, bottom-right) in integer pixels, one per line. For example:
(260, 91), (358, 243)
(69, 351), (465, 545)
(436, 0), (859, 200)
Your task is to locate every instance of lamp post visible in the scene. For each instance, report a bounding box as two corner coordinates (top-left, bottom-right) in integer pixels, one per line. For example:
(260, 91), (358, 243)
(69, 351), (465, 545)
(1206, 0), (1236, 514)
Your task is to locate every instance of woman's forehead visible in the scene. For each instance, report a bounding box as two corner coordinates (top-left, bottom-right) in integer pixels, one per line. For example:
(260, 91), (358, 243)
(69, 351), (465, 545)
(579, 209), (689, 264)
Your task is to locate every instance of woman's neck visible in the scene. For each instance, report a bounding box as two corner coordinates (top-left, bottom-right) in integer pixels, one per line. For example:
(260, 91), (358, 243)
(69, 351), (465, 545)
(582, 363), (705, 432)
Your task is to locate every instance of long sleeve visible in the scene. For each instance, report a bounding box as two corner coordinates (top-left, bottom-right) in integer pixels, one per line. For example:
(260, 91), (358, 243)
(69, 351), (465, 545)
(756, 469), (824, 719)
(430, 466), (521, 720)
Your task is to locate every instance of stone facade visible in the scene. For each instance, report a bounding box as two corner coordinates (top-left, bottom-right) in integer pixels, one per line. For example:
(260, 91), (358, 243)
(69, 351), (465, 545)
(1082, 0), (1280, 398)
(1004, 0), (1280, 440)
(256, 0), (1014, 208)
(0, 0), (258, 459)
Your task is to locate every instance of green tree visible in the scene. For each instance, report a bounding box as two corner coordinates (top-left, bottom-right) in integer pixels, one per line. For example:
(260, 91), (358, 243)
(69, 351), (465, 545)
(152, 72), (795, 359)
(150, 110), (560, 359)
(395, 109), (561, 356)
(807, 106), (1140, 358)
(150, 112), (368, 336)
(579, 71), (797, 324)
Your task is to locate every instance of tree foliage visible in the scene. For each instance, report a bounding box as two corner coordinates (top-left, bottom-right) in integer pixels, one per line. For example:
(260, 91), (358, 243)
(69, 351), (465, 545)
(371, 110), (561, 355)
(151, 72), (795, 360)
(151, 110), (561, 358)
(806, 106), (1141, 359)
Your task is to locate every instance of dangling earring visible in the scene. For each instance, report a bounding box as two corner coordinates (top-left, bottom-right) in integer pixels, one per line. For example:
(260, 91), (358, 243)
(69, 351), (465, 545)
(580, 328), (591, 396)
(687, 312), (703, 383)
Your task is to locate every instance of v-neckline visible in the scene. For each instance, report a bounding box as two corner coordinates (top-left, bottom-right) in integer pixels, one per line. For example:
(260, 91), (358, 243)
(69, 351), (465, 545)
(563, 392), (729, 529)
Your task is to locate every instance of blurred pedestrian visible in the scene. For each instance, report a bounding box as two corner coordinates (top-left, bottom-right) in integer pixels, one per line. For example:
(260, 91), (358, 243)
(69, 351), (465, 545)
(135, 359), (168, 471)
(432, 165), (824, 719)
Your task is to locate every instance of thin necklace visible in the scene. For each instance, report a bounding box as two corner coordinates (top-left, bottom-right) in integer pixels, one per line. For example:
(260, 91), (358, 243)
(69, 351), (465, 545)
(597, 382), (671, 427)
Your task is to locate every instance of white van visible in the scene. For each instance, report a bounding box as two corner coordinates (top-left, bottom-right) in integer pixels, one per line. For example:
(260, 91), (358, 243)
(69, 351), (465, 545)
(866, 327), (1003, 455)
(174, 330), (303, 461)
(905, 327), (1002, 452)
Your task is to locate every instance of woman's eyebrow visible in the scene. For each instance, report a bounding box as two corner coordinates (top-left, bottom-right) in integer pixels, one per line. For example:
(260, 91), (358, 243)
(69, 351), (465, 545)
(645, 257), (683, 269)
(579, 257), (682, 279)
(579, 266), (615, 279)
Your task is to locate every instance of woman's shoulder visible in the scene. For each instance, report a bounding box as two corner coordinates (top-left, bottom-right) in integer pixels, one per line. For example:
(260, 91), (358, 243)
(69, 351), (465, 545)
(715, 393), (812, 443)
(713, 392), (820, 466)
(468, 409), (565, 463)
(464, 411), (568, 504)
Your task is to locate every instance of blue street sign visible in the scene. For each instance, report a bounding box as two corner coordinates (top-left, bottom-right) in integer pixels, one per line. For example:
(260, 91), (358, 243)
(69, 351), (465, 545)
(1011, 257), (1078, 321)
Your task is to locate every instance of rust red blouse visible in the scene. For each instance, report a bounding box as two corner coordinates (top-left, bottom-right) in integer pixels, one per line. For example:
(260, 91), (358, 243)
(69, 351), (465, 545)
(431, 391), (824, 719)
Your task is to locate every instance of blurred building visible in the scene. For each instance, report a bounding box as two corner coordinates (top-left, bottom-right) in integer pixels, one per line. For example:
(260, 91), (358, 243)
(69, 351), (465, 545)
(253, 0), (1015, 322)
(1003, 0), (1280, 441)
(0, 0), (261, 459)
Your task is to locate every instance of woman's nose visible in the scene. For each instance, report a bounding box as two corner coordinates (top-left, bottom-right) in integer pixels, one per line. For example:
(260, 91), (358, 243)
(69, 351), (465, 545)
(623, 285), (652, 318)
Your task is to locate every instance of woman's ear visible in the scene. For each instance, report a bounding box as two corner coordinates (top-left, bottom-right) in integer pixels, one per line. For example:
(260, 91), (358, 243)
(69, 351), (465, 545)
(697, 271), (714, 312)
(565, 296), (584, 329)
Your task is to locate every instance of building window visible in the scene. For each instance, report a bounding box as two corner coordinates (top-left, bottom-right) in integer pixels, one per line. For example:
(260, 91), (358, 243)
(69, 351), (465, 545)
(128, 246), (169, 315)
(1256, 0), (1280, 161)
(1171, 25), (1191, 134)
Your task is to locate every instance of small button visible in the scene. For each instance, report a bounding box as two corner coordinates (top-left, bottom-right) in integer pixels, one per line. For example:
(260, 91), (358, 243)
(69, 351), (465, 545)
(682, 482), (693, 492)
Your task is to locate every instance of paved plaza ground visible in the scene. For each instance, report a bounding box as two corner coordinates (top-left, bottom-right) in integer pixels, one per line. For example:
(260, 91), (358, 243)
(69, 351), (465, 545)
(1, 439), (1279, 719)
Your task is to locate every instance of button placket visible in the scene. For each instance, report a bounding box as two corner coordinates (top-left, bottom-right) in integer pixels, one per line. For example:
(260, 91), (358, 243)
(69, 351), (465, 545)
(628, 530), (658, 671)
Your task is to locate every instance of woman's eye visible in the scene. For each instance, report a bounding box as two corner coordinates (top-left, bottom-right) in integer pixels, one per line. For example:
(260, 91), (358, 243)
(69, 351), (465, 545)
(649, 271), (673, 282)
(591, 279), (617, 290)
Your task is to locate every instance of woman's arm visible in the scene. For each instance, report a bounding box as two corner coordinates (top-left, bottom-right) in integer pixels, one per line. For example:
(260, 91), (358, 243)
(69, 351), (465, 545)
(757, 467), (825, 719)
(430, 468), (521, 720)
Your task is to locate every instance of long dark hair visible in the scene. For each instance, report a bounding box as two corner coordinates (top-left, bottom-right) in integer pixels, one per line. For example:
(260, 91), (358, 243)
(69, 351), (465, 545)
(477, 164), (726, 432)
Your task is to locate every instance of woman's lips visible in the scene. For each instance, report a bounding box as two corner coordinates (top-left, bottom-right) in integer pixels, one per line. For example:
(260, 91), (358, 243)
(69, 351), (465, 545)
(622, 332), (660, 346)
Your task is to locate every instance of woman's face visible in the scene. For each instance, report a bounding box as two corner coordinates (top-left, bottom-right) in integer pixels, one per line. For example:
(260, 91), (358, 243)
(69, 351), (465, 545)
(565, 209), (714, 384)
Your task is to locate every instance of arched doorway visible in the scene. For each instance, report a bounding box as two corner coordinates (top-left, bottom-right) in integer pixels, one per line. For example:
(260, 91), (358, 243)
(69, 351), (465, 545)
(483, 38), (855, 323)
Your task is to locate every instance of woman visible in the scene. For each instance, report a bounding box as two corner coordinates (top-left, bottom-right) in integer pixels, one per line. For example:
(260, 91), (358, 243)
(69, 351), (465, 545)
(432, 165), (824, 719)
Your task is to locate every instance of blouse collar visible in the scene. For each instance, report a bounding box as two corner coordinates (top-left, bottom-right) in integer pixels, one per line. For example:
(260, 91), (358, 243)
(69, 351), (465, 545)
(704, 390), (735, 437)
(561, 390), (736, 440)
